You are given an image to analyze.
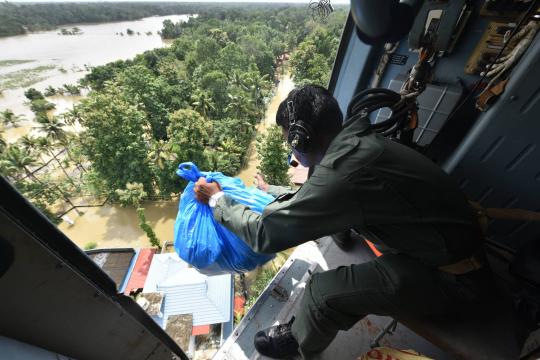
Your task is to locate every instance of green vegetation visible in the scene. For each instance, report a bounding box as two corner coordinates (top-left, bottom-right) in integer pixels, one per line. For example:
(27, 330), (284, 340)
(76, 6), (324, 200)
(0, 109), (25, 127)
(160, 19), (183, 39)
(0, 2), (210, 37)
(61, 84), (81, 96)
(0, 59), (34, 68)
(137, 208), (161, 249)
(290, 15), (345, 86)
(245, 268), (277, 311)
(24, 88), (56, 115)
(0, 4), (347, 226)
(84, 241), (98, 250)
(0, 65), (56, 91)
(0, 128), (6, 153)
(116, 182), (161, 249)
(257, 125), (290, 186)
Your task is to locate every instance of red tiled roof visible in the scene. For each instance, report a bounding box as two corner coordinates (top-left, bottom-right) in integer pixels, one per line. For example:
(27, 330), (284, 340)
(124, 248), (157, 295)
(192, 324), (211, 336)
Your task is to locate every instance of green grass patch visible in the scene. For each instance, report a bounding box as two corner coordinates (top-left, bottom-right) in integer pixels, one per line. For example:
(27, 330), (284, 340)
(244, 268), (277, 311)
(0, 65), (56, 90)
(0, 59), (34, 68)
(84, 241), (98, 250)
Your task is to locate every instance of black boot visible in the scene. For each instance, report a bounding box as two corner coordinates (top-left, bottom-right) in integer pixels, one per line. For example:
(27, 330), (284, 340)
(254, 316), (299, 358)
(331, 230), (354, 252)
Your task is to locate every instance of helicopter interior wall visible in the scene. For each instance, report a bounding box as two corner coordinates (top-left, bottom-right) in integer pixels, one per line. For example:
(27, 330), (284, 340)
(374, 18), (487, 91)
(333, 5), (539, 253)
(444, 35), (540, 251)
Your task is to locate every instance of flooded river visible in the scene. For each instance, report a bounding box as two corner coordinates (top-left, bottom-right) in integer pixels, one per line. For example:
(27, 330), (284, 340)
(0, 14), (191, 143)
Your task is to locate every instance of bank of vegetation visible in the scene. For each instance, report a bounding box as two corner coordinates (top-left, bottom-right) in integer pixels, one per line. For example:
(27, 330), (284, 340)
(0, 2), (199, 37)
(0, 5), (347, 230)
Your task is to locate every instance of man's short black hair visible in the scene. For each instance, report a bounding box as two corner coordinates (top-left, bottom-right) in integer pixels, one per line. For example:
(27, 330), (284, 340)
(276, 85), (343, 135)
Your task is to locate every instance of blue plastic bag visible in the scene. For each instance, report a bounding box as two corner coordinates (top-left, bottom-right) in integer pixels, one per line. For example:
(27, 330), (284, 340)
(174, 162), (275, 274)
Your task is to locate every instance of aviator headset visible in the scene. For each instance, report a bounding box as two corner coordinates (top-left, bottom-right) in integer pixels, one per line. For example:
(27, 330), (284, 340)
(287, 97), (315, 153)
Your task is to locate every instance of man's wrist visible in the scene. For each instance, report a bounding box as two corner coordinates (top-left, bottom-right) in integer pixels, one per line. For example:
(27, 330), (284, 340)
(209, 191), (225, 208)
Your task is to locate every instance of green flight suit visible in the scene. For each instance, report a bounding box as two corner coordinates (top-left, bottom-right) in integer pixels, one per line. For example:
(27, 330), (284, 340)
(212, 116), (491, 358)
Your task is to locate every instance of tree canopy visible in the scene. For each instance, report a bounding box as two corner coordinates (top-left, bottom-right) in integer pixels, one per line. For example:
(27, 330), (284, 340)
(0, 4), (348, 224)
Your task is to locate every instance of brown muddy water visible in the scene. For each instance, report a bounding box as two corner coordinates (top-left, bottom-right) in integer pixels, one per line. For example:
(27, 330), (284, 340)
(59, 200), (179, 249)
(237, 74), (294, 186)
(0, 14), (192, 143)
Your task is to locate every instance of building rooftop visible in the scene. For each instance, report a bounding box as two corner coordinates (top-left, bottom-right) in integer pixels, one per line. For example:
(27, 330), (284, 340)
(138, 291), (164, 317)
(123, 248), (156, 295)
(85, 248), (135, 289)
(156, 268), (232, 327)
(143, 253), (189, 293)
(165, 314), (193, 351)
(142, 252), (233, 337)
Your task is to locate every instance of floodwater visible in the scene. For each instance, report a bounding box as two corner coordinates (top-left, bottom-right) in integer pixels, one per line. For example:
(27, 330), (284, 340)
(59, 73), (295, 249)
(59, 200), (179, 249)
(237, 74), (295, 186)
(0, 14), (192, 143)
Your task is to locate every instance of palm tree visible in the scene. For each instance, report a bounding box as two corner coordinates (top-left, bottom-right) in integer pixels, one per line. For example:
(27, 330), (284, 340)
(62, 107), (82, 128)
(34, 117), (76, 185)
(0, 145), (39, 181)
(190, 90), (215, 118)
(0, 109), (25, 127)
(18, 134), (39, 151)
(1, 144), (79, 214)
(17, 134), (48, 164)
(229, 71), (248, 90)
(246, 73), (271, 107)
(61, 132), (87, 174)
(225, 93), (252, 120)
(36, 115), (67, 143)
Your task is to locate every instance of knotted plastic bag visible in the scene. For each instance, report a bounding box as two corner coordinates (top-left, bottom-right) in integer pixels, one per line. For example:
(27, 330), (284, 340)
(174, 162), (275, 274)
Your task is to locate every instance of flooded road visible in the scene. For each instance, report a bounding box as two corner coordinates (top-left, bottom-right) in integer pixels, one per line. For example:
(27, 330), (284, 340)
(237, 74), (295, 186)
(0, 14), (191, 143)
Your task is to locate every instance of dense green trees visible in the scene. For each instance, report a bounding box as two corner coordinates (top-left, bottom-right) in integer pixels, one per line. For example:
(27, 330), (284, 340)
(0, 2), (211, 37)
(290, 14), (346, 86)
(161, 19), (183, 39)
(1, 4), (348, 224)
(74, 7), (307, 200)
(256, 125), (290, 186)
(77, 85), (154, 195)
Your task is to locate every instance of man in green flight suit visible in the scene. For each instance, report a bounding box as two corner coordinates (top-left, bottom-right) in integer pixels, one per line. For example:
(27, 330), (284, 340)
(194, 85), (492, 359)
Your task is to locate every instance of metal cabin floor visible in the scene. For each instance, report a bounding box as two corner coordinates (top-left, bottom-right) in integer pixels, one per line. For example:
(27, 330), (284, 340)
(214, 236), (452, 360)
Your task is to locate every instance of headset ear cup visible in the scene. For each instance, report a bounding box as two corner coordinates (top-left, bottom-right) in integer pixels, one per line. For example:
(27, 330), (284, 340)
(288, 121), (314, 153)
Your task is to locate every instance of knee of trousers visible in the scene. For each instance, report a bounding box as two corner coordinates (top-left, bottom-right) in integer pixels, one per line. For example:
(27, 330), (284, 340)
(303, 273), (359, 330)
